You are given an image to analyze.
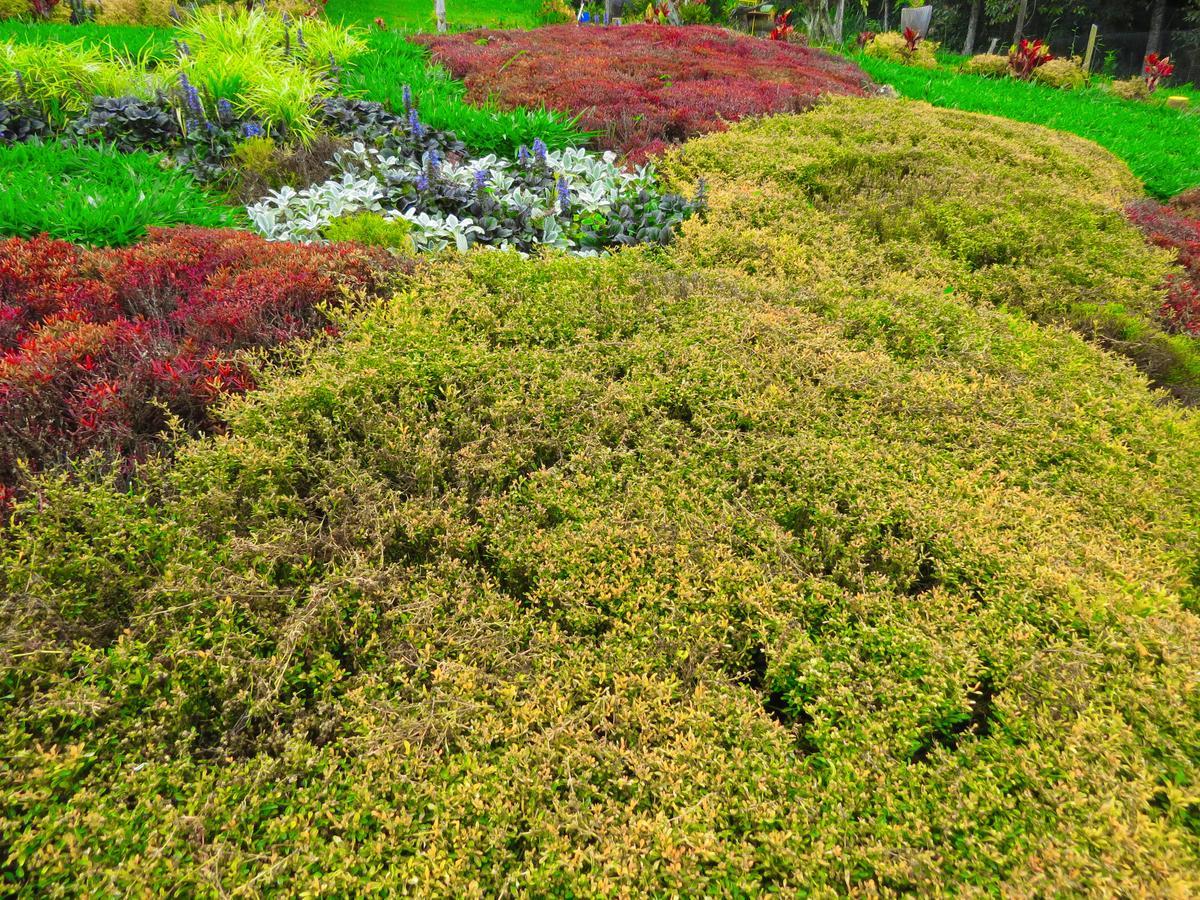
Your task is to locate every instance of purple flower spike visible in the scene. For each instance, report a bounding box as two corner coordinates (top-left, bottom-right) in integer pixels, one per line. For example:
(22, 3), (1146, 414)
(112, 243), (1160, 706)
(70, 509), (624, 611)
(416, 172), (430, 192)
(408, 107), (424, 139)
(518, 144), (530, 166)
(402, 84), (413, 112)
(533, 138), (548, 165)
(242, 121), (264, 138)
(473, 169), (489, 192)
(557, 176), (571, 211)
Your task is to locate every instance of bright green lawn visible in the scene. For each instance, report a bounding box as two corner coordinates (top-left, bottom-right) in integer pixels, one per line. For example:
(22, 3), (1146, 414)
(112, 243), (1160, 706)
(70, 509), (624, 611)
(855, 53), (1200, 199)
(325, 0), (544, 30)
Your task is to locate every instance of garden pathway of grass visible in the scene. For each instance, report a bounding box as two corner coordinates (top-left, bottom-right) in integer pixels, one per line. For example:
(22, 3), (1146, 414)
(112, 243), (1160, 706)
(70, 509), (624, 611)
(856, 53), (1200, 199)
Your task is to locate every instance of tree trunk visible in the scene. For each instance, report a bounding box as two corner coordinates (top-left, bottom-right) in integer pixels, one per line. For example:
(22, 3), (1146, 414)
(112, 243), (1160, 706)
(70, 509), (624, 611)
(434, 0), (446, 32)
(1146, 0), (1168, 57)
(1012, 0), (1029, 45)
(882, 0), (889, 32)
(833, 0), (845, 43)
(962, 0), (982, 55)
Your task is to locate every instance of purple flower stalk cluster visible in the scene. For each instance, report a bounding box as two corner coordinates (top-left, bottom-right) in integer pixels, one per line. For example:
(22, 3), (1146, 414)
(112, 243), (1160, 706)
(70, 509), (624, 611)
(556, 176), (571, 212)
(533, 138), (548, 166)
(241, 121), (264, 138)
(518, 144), (530, 166)
(408, 107), (424, 140)
(178, 72), (207, 134)
(473, 169), (490, 193)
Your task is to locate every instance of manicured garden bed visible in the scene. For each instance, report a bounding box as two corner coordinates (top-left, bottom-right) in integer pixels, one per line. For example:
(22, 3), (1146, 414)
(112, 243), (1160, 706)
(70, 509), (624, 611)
(3, 5), (1200, 894)
(419, 24), (871, 159)
(5, 95), (1200, 894)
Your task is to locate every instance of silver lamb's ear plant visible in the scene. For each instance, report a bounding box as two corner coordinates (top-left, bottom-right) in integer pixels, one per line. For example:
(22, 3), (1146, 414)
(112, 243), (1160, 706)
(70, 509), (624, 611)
(247, 141), (701, 255)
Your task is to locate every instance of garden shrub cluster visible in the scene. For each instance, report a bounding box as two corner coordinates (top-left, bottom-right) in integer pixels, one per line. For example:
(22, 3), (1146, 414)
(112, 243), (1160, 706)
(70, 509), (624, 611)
(0, 8), (378, 186)
(854, 52), (1200, 199)
(0, 226), (396, 498)
(4, 98), (1200, 894)
(249, 140), (704, 253)
(863, 29), (938, 69)
(1127, 198), (1200, 335)
(418, 24), (870, 160)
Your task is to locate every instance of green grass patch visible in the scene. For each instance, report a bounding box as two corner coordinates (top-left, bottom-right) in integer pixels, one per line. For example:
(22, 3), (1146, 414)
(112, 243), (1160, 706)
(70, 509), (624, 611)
(0, 142), (236, 246)
(855, 53), (1200, 199)
(343, 30), (587, 155)
(0, 20), (173, 60)
(326, 0), (543, 29)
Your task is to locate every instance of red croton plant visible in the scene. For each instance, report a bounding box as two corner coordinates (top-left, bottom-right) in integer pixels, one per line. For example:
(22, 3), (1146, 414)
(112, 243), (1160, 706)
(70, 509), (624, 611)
(1009, 38), (1054, 78)
(1144, 53), (1174, 92)
(770, 9), (795, 41)
(0, 227), (400, 503)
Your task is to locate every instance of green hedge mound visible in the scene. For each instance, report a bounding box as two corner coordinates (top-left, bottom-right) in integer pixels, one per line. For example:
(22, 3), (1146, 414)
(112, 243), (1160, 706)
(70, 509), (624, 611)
(3, 98), (1200, 894)
(854, 53), (1200, 200)
(664, 97), (1200, 401)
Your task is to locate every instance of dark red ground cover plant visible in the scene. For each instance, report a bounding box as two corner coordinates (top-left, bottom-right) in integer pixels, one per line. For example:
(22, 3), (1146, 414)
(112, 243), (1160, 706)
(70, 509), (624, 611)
(417, 25), (869, 161)
(0, 227), (397, 500)
(1126, 199), (1200, 334)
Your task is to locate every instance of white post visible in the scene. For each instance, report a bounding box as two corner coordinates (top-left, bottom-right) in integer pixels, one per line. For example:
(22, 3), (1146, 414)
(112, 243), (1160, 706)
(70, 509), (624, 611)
(435, 0), (446, 32)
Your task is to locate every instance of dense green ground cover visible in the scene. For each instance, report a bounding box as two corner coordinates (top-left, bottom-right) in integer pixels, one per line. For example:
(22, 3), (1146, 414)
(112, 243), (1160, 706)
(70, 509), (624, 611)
(0, 20), (172, 57)
(326, 0), (542, 29)
(856, 53), (1200, 199)
(5, 99), (1200, 894)
(0, 142), (235, 245)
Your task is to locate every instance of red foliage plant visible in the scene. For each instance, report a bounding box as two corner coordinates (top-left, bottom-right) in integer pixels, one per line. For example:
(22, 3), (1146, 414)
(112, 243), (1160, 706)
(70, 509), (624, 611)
(417, 25), (869, 161)
(1144, 53), (1174, 92)
(902, 26), (920, 53)
(770, 9), (794, 42)
(0, 227), (399, 496)
(1009, 38), (1054, 78)
(1126, 199), (1200, 335)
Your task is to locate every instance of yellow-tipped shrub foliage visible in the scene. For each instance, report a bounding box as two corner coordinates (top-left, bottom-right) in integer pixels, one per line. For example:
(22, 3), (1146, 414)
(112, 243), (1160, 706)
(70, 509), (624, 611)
(864, 29), (939, 68)
(1030, 56), (1086, 89)
(4, 98), (1200, 895)
(1111, 75), (1152, 101)
(962, 51), (1009, 76)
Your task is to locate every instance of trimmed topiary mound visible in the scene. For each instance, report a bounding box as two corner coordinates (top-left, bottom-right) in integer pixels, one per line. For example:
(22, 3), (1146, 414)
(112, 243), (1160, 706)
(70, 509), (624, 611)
(3, 98), (1200, 894)
(417, 24), (870, 160)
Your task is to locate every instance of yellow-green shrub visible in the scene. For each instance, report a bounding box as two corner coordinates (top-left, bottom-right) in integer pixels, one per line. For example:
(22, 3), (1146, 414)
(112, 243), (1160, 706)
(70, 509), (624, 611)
(5, 97), (1200, 896)
(1030, 56), (1085, 89)
(1111, 75), (1151, 101)
(323, 211), (414, 251)
(0, 0), (29, 20)
(962, 52), (1009, 77)
(864, 30), (939, 69)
